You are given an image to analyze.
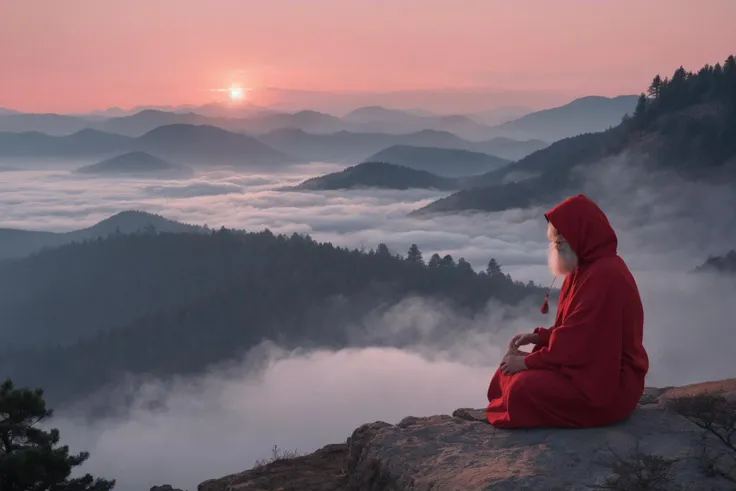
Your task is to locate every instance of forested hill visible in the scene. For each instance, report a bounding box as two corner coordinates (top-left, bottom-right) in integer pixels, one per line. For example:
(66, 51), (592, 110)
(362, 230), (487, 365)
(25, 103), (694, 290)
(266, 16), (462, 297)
(0, 229), (544, 411)
(414, 55), (736, 215)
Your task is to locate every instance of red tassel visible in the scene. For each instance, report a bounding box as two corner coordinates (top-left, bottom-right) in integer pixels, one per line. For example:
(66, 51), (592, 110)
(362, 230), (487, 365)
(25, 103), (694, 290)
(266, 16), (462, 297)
(540, 276), (556, 314)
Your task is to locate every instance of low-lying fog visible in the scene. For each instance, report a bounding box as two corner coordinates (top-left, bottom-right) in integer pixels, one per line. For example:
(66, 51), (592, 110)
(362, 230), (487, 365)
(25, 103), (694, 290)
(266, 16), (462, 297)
(3, 158), (735, 490)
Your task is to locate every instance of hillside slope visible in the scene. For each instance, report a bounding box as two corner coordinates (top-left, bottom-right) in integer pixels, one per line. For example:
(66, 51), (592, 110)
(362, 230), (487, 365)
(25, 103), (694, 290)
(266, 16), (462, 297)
(415, 56), (736, 215)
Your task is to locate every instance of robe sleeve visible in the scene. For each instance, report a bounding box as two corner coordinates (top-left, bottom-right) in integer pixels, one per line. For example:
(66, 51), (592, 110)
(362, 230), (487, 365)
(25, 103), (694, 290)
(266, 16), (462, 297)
(524, 271), (613, 370)
(533, 326), (552, 347)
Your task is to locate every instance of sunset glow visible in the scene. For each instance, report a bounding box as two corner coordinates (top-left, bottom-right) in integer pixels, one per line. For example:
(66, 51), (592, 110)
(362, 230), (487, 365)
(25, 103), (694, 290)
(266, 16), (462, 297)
(1, 0), (735, 112)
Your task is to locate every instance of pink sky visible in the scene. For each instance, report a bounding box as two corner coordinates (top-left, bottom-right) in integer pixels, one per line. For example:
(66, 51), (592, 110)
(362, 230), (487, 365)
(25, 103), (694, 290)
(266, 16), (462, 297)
(2, 0), (735, 113)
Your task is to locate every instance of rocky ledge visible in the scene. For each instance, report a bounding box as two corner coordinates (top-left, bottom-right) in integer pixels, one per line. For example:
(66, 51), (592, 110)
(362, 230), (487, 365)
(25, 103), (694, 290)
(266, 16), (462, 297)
(198, 379), (736, 490)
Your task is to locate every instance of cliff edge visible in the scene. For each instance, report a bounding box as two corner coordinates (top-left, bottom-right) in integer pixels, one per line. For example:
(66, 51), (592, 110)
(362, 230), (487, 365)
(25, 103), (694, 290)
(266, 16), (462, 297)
(198, 379), (736, 490)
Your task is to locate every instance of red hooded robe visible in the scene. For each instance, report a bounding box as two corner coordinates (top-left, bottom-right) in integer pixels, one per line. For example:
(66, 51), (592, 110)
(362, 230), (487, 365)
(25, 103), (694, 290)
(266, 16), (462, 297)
(486, 194), (649, 428)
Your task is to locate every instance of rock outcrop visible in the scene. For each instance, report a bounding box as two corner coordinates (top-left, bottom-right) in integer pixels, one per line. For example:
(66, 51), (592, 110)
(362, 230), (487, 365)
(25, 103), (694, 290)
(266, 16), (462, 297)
(198, 444), (348, 491)
(151, 485), (186, 491)
(198, 379), (736, 490)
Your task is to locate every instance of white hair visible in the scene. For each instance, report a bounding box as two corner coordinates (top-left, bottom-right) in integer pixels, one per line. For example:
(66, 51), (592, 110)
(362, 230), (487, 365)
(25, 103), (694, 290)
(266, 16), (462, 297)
(547, 222), (578, 276)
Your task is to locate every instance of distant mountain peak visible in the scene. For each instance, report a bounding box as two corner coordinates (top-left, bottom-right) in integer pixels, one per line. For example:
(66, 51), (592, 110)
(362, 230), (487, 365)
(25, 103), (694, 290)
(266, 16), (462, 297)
(293, 161), (459, 191)
(75, 150), (191, 176)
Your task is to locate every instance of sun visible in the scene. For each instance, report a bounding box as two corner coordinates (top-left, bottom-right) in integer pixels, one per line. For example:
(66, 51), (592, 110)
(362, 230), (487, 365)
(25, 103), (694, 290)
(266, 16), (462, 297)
(210, 82), (253, 103)
(228, 85), (245, 102)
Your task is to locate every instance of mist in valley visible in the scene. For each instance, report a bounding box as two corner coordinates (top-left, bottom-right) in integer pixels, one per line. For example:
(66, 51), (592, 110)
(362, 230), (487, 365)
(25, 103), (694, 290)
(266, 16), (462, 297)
(2, 152), (734, 490)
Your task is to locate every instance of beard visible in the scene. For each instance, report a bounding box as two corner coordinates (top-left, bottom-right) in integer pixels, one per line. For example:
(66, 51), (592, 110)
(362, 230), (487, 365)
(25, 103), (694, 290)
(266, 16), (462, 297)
(548, 243), (578, 276)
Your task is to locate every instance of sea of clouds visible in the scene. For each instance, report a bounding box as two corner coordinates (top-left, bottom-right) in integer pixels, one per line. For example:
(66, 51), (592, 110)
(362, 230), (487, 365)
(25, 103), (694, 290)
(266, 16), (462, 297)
(2, 157), (735, 490)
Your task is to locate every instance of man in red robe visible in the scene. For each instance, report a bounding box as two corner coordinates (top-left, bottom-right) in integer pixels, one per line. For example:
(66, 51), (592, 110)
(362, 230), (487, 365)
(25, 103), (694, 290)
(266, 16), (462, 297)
(486, 194), (649, 428)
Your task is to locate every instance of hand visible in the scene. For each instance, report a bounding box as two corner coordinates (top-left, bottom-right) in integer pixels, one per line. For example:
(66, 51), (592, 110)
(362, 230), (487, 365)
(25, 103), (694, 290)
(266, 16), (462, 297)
(500, 353), (527, 375)
(508, 332), (540, 350)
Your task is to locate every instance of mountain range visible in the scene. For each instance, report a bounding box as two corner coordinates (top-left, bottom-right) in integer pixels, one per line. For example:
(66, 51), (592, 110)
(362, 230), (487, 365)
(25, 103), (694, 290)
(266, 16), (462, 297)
(0, 124), (294, 167)
(0, 95), (638, 143)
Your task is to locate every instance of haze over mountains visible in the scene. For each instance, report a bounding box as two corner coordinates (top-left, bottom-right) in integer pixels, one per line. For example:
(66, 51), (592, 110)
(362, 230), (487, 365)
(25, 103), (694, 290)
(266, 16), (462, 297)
(0, 94), (636, 143)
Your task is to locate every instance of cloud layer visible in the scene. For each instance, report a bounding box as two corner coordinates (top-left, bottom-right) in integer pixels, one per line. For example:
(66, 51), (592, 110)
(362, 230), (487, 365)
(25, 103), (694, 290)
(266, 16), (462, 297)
(0, 162), (550, 279)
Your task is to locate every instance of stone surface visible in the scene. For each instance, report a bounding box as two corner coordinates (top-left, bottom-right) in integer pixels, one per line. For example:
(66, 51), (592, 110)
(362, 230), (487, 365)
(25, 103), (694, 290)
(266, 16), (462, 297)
(345, 406), (734, 490)
(198, 379), (736, 491)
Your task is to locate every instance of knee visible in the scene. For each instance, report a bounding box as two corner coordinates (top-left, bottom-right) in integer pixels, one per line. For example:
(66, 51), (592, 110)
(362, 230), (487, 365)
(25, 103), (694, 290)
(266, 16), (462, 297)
(506, 372), (537, 407)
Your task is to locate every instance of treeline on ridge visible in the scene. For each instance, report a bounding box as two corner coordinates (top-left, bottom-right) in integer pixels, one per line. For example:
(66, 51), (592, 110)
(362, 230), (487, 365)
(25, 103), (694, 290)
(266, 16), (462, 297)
(0, 228), (544, 410)
(632, 54), (736, 170)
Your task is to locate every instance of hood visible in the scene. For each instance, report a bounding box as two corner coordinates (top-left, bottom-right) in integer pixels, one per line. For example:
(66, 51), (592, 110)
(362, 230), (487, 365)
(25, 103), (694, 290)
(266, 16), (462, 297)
(545, 194), (617, 263)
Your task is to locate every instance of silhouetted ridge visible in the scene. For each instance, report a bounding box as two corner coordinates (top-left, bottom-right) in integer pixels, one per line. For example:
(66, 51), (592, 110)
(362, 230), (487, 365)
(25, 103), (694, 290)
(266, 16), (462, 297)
(293, 161), (460, 190)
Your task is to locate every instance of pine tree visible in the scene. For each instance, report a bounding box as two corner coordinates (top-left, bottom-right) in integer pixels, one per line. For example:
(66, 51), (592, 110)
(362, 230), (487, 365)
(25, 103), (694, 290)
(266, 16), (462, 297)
(376, 243), (391, 256)
(672, 66), (688, 84)
(486, 258), (503, 276)
(647, 75), (662, 99)
(440, 254), (455, 268)
(0, 379), (116, 491)
(406, 244), (423, 264)
(634, 93), (648, 119)
(457, 257), (473, 272)
(725, 55), (736, 74)
(428, 253), (441, 268)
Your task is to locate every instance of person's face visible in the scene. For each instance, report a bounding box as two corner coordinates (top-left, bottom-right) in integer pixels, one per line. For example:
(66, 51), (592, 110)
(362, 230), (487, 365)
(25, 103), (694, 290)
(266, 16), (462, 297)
(547, 223), (577, 276)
